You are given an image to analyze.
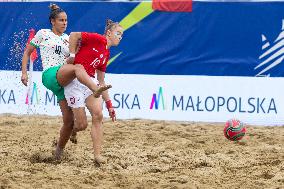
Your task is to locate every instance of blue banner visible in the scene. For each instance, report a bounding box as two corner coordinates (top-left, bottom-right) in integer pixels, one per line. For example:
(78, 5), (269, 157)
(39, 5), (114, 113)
(0, 2), (284, 77)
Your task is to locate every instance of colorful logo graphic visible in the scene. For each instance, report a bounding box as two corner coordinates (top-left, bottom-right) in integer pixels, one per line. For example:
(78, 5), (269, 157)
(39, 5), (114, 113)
(25, 82), (40, 105)
(255, 19), (284, 76)
(108, 2), (153, 66)
(150, 87), (165, 110)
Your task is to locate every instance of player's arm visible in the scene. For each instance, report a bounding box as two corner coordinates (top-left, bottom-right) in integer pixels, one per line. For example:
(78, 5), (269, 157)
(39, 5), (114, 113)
(21, 44), (36, 86)
(67, 32), (82, 64)
(97, 70), (116, 122)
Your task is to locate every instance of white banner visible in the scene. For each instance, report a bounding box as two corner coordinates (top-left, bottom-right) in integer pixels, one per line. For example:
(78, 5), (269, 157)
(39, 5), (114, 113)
(0, 70), (283, 126)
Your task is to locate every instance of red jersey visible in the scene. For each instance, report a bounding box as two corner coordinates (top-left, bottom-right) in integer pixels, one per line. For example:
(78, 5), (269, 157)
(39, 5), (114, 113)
(74, 32), (110, 77)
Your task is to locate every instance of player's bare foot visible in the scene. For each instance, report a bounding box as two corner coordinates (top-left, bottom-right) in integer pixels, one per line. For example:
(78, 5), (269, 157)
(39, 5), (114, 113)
(70, 130), (77, 144)
(94, 155), (106, 165)
(93, 85), (112, 98)
(52, 146), (63, 161)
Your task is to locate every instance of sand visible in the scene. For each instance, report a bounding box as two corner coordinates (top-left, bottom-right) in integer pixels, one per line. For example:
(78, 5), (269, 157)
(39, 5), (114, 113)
(0, 114), (283, 189)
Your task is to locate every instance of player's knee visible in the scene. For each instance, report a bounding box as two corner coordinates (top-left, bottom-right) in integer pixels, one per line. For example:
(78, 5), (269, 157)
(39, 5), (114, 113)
(75, 121), (88, 131)
(63, 117), (74, 128)
(79, 122), (88, 130)
(92, 112), (103, 122)
(74, 64), (84, 71)
(61, 111), (74, 129)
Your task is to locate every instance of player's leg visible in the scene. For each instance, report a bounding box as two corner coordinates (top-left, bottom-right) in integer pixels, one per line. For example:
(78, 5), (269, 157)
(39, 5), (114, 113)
(71, 107), (88, 132)
(85, 95), (105, 164)
(54, 99), (74, 160)
(54, 103), (88, 160)
(56, 64), (111, 97)
(69, 129), (77, 144)
(42, 68), (75, 160)
(65, 79), (89, 132)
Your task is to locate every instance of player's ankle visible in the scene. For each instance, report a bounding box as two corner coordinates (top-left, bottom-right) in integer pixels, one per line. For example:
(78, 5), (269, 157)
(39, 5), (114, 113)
(94, 155), (106, 164)
(54, 146), (64, 160)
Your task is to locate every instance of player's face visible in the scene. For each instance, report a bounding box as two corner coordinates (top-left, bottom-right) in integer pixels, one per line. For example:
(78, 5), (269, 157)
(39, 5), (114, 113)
(51, 12), (68, 34)
(108, 26), (123, 47)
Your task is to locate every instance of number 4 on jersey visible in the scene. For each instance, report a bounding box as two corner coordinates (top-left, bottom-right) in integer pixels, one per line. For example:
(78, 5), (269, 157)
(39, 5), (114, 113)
(55, 45), (62, 55)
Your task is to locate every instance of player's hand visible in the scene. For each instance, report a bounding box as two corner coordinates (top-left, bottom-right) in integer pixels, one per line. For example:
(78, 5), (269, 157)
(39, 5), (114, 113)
(66, 57), (75, 64)
(21, 73), (28, 86)
(108, 108), (116, 122)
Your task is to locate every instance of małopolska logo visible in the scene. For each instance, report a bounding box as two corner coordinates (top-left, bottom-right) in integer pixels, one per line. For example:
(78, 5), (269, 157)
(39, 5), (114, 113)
(24, 81), (58, 106)
(150, 87), (165, 110)
(25, 82), (40, 105)
(255, 19), (284, 76)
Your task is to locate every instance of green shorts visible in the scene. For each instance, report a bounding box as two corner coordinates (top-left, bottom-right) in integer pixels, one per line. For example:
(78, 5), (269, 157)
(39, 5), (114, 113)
(42, 65), (65, 102)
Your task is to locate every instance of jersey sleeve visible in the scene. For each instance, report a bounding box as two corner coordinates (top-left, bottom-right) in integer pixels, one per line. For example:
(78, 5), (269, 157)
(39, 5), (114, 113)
(30, 29), (44, 48)
(81, 32), (105, 46)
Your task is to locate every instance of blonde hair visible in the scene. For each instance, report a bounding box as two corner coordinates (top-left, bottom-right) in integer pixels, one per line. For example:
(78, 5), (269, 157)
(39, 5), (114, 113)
(104, 19), (121, 34)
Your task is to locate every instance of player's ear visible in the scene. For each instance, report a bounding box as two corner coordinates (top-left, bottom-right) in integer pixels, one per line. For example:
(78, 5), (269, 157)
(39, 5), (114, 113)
(50, 19), (55, 26)
(107, 29), (111, 37)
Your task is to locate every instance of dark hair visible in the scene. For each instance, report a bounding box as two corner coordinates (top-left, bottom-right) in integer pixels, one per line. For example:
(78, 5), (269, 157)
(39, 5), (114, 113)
(104, 19), (121, 34)
(49, 4), (65, 24)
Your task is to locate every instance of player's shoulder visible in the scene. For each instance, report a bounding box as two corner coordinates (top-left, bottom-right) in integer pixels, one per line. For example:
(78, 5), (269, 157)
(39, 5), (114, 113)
(85, 32), (102, 37)
(35, 29), (54, 39)
(81, 32), (100, 40)
(93, 33), (103, 38)
(61, 33), (69, 40)
(92, 33), (106, 43)
(37, 29), (51, 35)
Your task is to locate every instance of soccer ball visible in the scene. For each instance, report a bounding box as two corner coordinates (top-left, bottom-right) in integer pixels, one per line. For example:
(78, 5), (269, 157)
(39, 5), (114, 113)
(224, 119), (246, 141)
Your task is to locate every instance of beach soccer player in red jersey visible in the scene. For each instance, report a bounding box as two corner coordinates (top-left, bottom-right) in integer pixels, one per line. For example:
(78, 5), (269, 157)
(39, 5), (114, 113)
(61, 19), (123, 164)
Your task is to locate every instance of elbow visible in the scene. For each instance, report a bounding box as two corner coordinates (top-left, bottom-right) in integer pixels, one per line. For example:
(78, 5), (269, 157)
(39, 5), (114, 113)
(70, 32), (81, 40)
(24, 45), (35, 57)
(23, 49), (31, 58)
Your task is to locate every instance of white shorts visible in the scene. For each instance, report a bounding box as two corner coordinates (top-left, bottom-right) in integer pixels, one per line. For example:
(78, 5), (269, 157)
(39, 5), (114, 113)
(64, 78), (98, 108)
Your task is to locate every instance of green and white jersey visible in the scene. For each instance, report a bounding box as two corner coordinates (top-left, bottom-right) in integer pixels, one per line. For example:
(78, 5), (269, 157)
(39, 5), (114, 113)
(30, 29), (69, 71)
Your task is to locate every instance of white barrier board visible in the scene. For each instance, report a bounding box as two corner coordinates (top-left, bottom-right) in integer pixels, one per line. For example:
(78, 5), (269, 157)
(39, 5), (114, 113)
(0, 70), (283, 126)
